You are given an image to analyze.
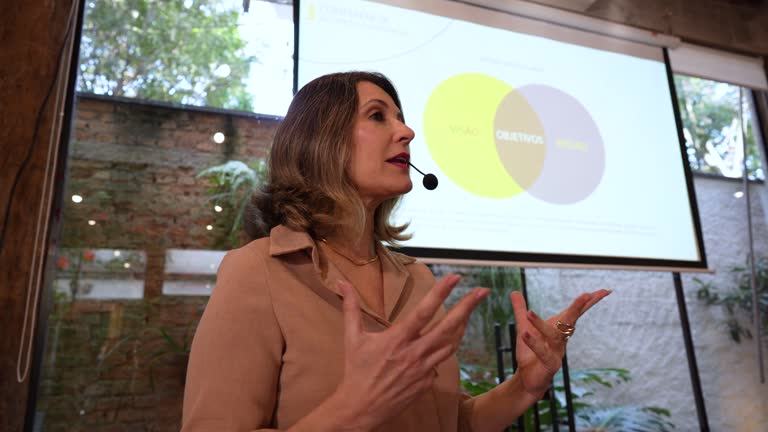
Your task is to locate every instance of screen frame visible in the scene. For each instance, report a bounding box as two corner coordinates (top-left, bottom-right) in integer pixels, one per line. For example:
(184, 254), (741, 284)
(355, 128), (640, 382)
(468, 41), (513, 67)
(292, 0), (709, 272)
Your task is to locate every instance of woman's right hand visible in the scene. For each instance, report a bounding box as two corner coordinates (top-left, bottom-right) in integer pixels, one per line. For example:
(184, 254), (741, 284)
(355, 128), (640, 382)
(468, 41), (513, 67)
(333, 275), (489, 431)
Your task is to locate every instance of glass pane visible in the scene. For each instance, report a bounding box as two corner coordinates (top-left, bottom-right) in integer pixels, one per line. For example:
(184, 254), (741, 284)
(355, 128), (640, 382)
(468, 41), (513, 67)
(452, 266), (686, 431)
(448, 167), (768, 430)
(35, 2), (282, 430)
(77, 0), (293, 115)
(674, 74), (764, 180)
(35, 2), (768, 430)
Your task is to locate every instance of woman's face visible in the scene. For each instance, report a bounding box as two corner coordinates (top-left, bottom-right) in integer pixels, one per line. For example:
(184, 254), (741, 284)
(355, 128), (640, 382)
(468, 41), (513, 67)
(348, 81), (415, 207)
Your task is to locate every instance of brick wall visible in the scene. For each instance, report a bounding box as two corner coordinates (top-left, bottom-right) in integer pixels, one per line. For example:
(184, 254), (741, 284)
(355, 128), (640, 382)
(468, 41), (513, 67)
(63, 95), (277, 250)
(35, 95), (279, 432)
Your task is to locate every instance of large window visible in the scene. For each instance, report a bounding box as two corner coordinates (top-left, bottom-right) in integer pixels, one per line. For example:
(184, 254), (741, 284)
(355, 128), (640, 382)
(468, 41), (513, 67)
(674, 74), (764, 180)
(33, 1), (768, 431)
(34, 2), (283, 431)
(77, 0), (293, 115)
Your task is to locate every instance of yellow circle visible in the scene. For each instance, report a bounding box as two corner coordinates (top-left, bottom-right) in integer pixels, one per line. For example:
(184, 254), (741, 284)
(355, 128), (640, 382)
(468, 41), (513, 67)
(423, 73), (524, 198)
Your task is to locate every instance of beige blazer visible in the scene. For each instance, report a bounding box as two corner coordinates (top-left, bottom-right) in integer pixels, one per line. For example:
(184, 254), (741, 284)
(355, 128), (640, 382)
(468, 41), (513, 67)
(181, 225), (474, 432)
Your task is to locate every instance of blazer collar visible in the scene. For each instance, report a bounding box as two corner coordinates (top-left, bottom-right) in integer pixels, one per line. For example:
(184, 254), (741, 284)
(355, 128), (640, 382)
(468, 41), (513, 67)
(267, 224), (415, 323)
(268, 224), (315, 257)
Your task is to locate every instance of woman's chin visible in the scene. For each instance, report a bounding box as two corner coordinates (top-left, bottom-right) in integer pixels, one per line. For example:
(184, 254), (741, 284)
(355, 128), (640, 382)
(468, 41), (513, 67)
(359, 180), (414, 202)
(396, 180), (413, 196)
(382, 179), (413, 197)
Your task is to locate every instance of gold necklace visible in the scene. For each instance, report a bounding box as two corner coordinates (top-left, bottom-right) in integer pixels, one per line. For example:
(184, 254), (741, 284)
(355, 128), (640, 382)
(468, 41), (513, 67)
(320, 239), (379, 266)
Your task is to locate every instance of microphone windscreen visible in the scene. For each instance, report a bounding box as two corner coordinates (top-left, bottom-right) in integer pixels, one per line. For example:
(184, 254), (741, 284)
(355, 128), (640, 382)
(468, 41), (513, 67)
(423, 174), (438, 190)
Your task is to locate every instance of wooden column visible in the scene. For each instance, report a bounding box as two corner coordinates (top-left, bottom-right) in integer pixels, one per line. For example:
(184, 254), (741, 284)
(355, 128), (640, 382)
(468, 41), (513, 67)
(0, 1), (79, 431)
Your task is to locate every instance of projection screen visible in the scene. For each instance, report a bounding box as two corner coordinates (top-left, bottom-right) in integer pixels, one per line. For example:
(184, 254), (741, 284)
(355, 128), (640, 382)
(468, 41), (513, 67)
(295, 0), (708, 270)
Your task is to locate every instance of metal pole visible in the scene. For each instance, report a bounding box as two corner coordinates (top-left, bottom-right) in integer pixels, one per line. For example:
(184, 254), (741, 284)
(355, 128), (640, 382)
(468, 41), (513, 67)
(739, 87), (765, 383)
(495, 323), (506, 382)
(532, 387), (542, 432)
(522, 268), (574, 431)
(509, 322), (518, 371)
(520, 268), (529, 303)
(561, 352), (575, 431)
(548, 386), (559, 432)
(508, 322), (525, 432)
(673, 272), (710, 431)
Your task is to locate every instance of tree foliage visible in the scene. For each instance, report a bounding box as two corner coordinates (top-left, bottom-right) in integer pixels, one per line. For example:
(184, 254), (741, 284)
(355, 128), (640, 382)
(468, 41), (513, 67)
(674, 75), (763, 180)
(78, 0), (255, 111)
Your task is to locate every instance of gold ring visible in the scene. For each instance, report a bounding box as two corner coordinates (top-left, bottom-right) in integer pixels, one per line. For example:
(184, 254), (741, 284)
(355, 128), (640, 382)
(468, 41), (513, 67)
(556, 320), (575, 340)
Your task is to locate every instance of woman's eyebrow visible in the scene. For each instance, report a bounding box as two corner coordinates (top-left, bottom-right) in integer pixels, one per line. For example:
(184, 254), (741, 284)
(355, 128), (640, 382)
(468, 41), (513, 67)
(361, 98), (404, 121)
(361, 98), (389, 109)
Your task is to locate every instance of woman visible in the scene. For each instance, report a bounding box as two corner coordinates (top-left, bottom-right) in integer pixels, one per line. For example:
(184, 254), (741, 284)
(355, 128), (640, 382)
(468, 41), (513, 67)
(181, 71), (610, 432)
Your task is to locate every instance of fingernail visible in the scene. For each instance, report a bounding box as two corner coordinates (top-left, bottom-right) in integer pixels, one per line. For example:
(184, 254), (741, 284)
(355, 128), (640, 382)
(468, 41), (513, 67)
(475, 288), (489, 298)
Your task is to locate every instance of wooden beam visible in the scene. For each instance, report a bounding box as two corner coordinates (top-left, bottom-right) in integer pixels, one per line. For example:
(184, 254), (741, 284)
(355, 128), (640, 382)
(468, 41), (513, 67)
(0, 1), (78, 431)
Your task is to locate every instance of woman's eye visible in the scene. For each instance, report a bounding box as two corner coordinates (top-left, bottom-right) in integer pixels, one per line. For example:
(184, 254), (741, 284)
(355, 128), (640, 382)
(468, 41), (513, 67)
(369, 111), (384, 121)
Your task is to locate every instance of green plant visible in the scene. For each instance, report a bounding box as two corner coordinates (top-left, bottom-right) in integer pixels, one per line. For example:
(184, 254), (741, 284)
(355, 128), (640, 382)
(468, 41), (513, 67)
(144, 322), (199, 389)
(459, 363), (498, 396)
(575, 406), (674, 432)
(44, 292), (148, 423)
(555, 369), (674, 432)
(460, 364), (674, 431)
(471, 266), (523, 353)
(196, 159), (267, 247)
(695, 255), (768, 343)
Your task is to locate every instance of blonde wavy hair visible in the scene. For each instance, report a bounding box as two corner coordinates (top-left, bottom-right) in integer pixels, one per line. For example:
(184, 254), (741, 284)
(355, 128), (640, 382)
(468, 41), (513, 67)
(245, 72), (411, 244)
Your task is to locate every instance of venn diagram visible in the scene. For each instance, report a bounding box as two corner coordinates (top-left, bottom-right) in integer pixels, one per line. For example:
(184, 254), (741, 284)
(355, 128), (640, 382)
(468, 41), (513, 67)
(423, 73), (605, 204)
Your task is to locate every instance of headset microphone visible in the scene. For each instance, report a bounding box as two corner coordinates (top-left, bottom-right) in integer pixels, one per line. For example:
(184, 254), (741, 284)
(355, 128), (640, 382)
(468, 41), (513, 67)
(408, 162), (438, 190)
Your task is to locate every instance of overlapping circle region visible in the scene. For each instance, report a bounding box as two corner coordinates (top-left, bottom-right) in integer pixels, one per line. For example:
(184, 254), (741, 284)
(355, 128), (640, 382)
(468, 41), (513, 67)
(423, 73), (605, 204)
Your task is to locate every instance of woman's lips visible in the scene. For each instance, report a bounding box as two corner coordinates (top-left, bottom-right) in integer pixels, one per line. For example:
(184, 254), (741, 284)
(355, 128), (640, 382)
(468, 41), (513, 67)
(386, 153), (410, 170)
(387, 161), (409, 169)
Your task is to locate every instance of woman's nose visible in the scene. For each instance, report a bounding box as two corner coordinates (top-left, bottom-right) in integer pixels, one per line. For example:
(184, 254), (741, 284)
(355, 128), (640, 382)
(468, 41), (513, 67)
(398, 122), (415, 144)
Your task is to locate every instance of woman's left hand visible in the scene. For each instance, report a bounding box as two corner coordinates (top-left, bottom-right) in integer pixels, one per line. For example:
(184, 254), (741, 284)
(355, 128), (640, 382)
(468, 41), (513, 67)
(510, 289), (612, 398)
